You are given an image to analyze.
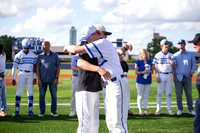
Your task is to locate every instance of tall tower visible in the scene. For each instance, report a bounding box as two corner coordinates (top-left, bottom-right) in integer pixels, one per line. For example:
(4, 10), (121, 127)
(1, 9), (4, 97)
(69, 26), (77, 45)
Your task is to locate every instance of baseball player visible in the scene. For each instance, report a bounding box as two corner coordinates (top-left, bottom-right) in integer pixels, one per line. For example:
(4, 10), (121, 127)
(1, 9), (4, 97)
(12, 38), (37, 116)
(63, 24), (132, 133)
(95, 24), (132, 116)
(153, 39), (176, 115)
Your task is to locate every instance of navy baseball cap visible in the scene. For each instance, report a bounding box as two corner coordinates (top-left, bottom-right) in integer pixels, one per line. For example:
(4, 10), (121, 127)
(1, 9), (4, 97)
(189, 33), (200, 45)
(22, 38), (31, 49)
(178, 39), (186, 44)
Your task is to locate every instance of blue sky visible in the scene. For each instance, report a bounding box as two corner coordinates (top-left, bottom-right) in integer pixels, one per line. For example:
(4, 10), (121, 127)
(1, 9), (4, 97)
(0, 0), (200, 55)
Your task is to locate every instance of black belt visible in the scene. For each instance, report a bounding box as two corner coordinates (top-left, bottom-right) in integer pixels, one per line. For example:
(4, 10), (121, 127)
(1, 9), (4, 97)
(20, 70), (31, 73)
(111, 74), (124, 82)
(73, 75), (78, 77)
(159, 72), (171, 74)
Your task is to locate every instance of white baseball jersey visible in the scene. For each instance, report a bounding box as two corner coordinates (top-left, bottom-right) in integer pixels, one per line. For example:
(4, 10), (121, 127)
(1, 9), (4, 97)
(153, 51), (173, 72)
(84, 38), (123, 78)
(12, 50), (36, 96)
(13, 50), (36, 71)
(84, 38), (129, 133)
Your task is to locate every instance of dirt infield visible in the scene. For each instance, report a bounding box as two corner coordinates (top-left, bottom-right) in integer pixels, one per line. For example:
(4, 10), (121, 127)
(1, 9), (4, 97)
(4, 74), (197, 85)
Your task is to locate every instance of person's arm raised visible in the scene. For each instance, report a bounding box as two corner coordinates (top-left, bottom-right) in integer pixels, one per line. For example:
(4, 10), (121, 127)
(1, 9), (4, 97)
(63, 45), (87, 54)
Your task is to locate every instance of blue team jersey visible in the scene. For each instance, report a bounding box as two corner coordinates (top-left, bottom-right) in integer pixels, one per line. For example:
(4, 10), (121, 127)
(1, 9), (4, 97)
(136, 60), (153, 84)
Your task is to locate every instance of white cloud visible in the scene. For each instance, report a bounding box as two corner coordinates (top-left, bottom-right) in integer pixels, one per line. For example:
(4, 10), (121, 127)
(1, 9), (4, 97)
(182, 22), (200, 30)
(0, 0), (71, 18)
(11, 7), (76, 33)
(82, 0), (116, 12)
(0, 27), (7, 34)
(156, 23), (180, 31)
(11, 23), (24, 33)
(102, 0), (200, 26)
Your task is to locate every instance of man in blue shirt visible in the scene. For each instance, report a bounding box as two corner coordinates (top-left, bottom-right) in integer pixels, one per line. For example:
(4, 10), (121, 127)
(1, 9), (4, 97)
(172, 39), (196, 116)
(69, 54), (78, 117)
(36, 41), (60, 117)
(189, 33), (200, 133)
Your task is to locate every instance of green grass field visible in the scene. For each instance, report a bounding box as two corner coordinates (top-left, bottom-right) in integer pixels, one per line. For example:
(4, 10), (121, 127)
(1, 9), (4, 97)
(0, 69), (198, 133)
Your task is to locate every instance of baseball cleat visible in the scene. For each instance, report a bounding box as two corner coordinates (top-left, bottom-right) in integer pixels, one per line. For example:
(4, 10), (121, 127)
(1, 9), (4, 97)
(13, 111), (19, 116)
(69, 111), (75, 117)
(155, 110), (160, 115)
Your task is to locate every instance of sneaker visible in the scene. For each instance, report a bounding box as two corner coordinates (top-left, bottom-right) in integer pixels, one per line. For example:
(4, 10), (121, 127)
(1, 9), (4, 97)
(13, 111), (19, 116)
(51, 113), (59, 117)
(38, 113), (45, 117)
(177, 110), (182, 115)
(167, 110), (175, 115)
(188, 110), (196, 115)
(69, 111), (75, 117)
(139, 111), (145, 116)
(155, 110), (160, 115)
(0, 110), (7, 116)
(0, 111), (6, 117)
(28, 111), (36, 116)
(144, 110), (150, 115)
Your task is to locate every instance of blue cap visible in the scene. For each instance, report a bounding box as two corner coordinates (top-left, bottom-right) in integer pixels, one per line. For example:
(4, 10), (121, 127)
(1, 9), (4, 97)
(22, 38), (31, 49)
(160, 39), (169, 45)
(178, 39), (186, 44)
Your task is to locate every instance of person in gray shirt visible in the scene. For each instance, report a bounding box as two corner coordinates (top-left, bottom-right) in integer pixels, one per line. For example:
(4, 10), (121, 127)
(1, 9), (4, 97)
(36, 41), (60, 117)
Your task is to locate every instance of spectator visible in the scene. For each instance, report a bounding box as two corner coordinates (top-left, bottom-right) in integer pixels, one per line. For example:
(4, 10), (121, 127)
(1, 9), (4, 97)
(69, 54), (78, 117)
(189, 33), (200, 133)
(69, 41), (86, 117)
(135, 49), (153, 115)
(36, 41), (60, 117)
(172, 39), (196, 116)
(119, 54), (133, 116)
(0, 43), (8, 117)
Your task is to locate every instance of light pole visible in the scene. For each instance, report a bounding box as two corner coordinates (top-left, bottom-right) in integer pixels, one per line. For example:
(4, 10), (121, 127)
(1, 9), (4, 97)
(120, 0), (127, 47)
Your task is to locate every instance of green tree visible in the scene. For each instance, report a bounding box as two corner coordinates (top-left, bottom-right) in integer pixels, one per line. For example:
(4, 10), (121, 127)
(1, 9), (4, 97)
(0, 35), (15, 62)
(147, 38), (179, 60)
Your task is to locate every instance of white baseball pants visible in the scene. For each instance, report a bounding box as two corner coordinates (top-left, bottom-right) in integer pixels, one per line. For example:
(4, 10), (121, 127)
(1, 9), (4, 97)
(16, 71), (34, 97)
(75, 91), (100, 133)
(105, 77), (129, 133)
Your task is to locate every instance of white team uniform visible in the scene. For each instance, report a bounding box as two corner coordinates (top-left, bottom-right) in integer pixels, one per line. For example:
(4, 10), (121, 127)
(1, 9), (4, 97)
(12, 50), (36, 96)
(85, 38), (130, 133)
(153, 51), (174, 111)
